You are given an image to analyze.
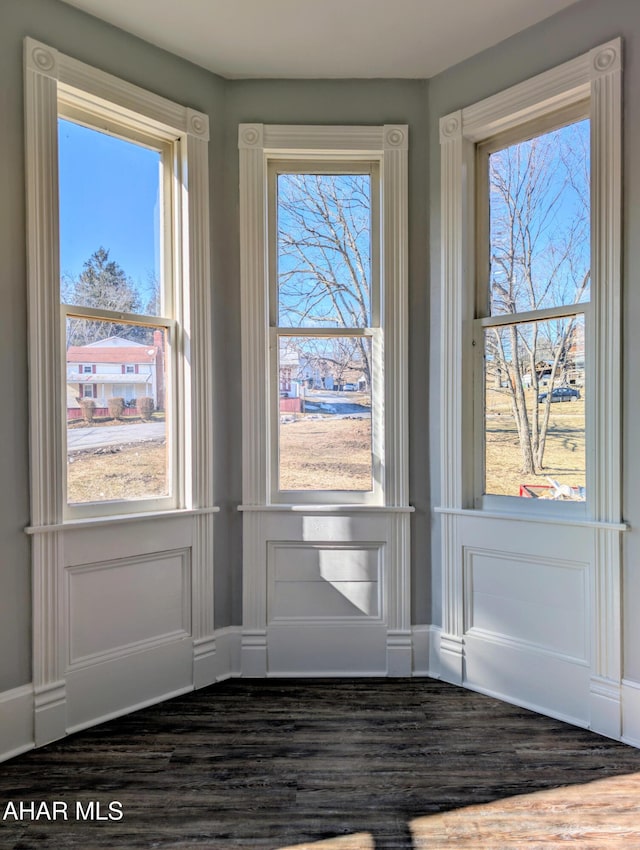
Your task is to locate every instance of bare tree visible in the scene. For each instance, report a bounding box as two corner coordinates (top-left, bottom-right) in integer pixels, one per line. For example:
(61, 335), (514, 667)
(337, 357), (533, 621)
(487, 120), (589, 475)
(277, 173), (372, 387)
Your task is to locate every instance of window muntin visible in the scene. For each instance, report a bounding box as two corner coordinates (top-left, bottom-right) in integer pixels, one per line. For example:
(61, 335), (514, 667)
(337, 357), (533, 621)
(475, 111), (590, 506)
(58, 110), (177, 515)
(269, 162), (381, 500)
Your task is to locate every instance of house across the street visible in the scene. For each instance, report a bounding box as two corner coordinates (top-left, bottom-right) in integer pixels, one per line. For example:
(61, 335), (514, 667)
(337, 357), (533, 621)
(66, 331), (165, 417)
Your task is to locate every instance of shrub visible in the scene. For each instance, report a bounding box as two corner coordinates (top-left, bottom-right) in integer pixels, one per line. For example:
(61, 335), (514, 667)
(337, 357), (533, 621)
(79, 398), (96, 424)
(108, 396), (125, 420)
(139, 396), (155, 421)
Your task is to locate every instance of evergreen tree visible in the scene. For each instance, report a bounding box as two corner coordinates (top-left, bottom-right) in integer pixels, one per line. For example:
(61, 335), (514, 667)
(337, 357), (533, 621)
(64, 248), (150, 346)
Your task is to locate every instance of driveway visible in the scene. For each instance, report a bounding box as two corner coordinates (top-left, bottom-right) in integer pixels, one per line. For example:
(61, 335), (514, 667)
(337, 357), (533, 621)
(67, 421), (166, 451)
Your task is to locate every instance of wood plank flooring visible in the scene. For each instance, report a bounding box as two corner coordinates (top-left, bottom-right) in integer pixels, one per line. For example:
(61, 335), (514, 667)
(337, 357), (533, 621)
(1, 679), (640, 849)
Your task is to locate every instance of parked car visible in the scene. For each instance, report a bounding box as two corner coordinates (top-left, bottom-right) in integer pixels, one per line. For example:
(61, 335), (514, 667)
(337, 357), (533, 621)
(343, 383), (356, 391)
(538, 386), (581, 403)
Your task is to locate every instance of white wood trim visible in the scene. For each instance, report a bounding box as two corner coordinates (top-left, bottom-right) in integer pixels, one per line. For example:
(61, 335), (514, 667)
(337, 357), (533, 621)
(239, 126), (269, 505)
(0, 686), (35, 764)
(411, 625), (433, 676)
(434, 506), (627, 531)
(239, 123), (410, 677)
(383, 126), (409, 507)
(439, 39), (623, 736)
(65, 685), (194, 736)
(621, 680), (640, 749)
(239, 504), (414, 513)
(24, 37), (214, 746)
(239, 122), (409, 510)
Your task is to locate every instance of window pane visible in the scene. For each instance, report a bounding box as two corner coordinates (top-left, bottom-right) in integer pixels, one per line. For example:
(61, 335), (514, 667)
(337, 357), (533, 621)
(278, 336), (372, 491)
(58, 119), (163, 314)
(66, 318), (169, 505)
(488, 119), (590, 315)
(484, 315), (585, 500)
(277, 173), (371, 328)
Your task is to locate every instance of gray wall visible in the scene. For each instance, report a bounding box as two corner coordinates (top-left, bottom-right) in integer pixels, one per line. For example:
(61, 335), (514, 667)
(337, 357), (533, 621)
(427, 0), (640, 683)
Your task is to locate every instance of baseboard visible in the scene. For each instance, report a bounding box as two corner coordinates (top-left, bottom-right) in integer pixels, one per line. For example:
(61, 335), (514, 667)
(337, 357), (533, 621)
(0, 685), (35, 763)
(621, 679), (640, 748)
(461, 679), (590, 731)
(212, 626), (242, 681)
(66, 685), (194, 735)
(589, 676), (622, 740)
(412, 624), (440, 677)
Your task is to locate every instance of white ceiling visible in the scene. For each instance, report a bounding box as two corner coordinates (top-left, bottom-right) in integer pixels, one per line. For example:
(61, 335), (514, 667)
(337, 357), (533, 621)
(59, 0), (582, 80)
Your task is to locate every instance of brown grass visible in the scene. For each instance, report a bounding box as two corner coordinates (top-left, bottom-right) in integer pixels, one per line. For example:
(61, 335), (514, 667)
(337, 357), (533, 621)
(279, 416), (372, 491)
(485, 388), (585, 497)
(66, 392), (585, 502)
(67, 441), (168, 504)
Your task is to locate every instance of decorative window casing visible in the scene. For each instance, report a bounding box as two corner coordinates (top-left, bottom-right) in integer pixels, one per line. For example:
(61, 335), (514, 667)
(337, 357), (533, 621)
(439, 40), (621, 524)
(24, 37), (214, 526)
(239, 124), (409, 509)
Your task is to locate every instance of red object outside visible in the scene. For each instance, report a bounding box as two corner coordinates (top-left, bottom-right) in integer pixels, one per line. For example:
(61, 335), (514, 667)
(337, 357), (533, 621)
(519, 483), (552, 498)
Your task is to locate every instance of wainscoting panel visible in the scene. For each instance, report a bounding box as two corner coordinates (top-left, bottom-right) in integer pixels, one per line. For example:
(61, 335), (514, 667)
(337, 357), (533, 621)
(439, 512), (603, 729)
(464, 548), (588, 661)
(67, 550), (191, 668)
(268, 543), (382, 621)
(242, 509), (412, 676)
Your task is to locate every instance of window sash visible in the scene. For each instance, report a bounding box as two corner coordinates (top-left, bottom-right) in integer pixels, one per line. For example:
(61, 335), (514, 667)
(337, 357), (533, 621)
(268, 160), (381, 331)
(61, 307), (178, 517)
(474, 103), (591, 322)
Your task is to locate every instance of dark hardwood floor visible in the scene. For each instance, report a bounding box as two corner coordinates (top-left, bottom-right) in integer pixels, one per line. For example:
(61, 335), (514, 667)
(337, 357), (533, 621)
(1, 679), (640, 849)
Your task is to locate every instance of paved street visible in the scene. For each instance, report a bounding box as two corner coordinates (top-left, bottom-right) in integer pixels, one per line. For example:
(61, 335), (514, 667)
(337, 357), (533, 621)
(301, 390), (371, 417)
(67, 421), (166, 451)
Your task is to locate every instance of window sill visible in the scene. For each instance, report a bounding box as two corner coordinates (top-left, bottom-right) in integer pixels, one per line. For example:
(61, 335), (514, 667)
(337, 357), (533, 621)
(25, 506), (220, 535)
(238, 504), (414, 513)
(433, 505), (628, 531)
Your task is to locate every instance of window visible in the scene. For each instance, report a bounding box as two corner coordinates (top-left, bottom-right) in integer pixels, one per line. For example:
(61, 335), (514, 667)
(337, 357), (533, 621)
(239, 124), (408, 508)
(439, 39), (621, 522)
(475, 111), (590, 503)
(24, 38), (212, 523)
(270, 164), (380, 498)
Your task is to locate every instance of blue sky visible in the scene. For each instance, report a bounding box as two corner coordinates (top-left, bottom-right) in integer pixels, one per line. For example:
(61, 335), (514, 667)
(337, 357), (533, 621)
(58, 118), (160, 301)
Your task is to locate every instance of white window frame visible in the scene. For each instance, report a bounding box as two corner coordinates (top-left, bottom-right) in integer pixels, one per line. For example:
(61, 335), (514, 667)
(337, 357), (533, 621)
(239, 124), (408, 509)
(438, 40), (621, 526)
(24, 37), (214, 526)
